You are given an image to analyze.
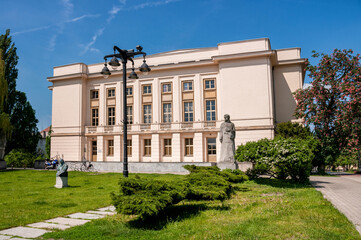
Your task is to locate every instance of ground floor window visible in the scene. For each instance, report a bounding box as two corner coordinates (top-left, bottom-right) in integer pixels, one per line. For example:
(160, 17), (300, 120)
(108, 139), (114, 156)
(164, 139), (172, 156)
(185, 138), (193, 156)
(127, 139), (132, 157)
(144, 139), (151, 156)
(207, 138), (216, 155)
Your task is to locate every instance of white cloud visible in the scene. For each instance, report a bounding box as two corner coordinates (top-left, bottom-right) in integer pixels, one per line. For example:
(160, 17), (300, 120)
(80, 28), (105, 55)
(68, 14), (100, 23)
(131, 0), (179, 10)
(13, 25), (51, 35)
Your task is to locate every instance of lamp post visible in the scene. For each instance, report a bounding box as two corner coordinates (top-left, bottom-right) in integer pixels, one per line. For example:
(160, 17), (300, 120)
(100, 45), (151, 177)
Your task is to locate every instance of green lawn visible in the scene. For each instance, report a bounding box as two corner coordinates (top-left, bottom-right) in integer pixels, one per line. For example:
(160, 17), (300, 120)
(1, 170), (359, 239)
(41, 178), (360, 240)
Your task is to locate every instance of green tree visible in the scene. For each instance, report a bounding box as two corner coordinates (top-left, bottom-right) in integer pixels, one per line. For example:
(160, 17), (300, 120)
(0, 50), (12, 160)
(294, 49), (361, 167)
(275, 121), (312, 139)
(0, 29), (39, 154)
(6, 91), (39, 153)
(45, 125), (52, 158)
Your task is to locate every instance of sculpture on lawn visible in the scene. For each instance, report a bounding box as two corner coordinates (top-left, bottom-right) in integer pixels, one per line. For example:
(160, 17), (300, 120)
(219, 114), (236, 162)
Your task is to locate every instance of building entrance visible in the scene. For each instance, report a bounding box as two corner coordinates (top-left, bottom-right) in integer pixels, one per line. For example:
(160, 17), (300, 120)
(91, 141), (97, 161)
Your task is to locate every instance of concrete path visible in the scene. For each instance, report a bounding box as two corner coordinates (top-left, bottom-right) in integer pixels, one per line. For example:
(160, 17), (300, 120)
(310, 174), (361, 235)
(0, 206), (116, 239)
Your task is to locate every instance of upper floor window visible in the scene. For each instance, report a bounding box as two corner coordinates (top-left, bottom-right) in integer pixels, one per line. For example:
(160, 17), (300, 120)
(143, 85), (152, 94)
(127, 106), (133, 124)
(107, 88), (115, 98)
(184, 102), (193, 122)
(91, 108), (99, 126)
(143, 105), (152, 123)
(162, 83), (172, 93)
(91, 90), (99, 99)
(205, 79), (215, 89)
(163, 103), (172, 123)
(183, 82), (193, 91)
(206, 100), (216, 121)
(126, 87), (133, 96)
(108, 107), (115, 125)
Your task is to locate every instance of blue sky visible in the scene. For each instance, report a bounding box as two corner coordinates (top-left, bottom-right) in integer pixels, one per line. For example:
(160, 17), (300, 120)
(0, 0), (360, 130)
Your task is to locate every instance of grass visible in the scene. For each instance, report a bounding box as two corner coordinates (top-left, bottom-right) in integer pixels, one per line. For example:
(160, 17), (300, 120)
(41, 178), (361, 240)
(0, 169), (183, 230)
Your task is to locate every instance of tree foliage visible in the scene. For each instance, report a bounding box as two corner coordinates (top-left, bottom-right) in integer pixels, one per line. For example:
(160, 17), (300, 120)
(0, 29), (39, 154)
(294, 49), (361, 165)
(45, 125), (52, 158)
(275, 122), (312, 139)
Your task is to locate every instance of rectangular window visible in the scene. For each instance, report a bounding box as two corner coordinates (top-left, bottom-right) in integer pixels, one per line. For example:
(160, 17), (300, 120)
(206, 100), (216, 121)
(127, 106), (133, 124)
(143, 105), (152, 123)
(143, 85), (152, 94)
(162, 83), (172, 93)
(164, 139), (172, 156)
(127, 139), (132, 157)
(205, 79), (215, 89)
(108, 140), (114, 156)
(207, 138), (216, 155)
(108, 107), (115, 125)
(163, 103), (172, 123)
(107, 88), (115, 98)
(126, 87), (133, 96)
(91, 90), (99, 99)
(144, 139), (151, 156)
(183, 82), (193, 91)
(91, 108), (99, 126)
(185, 138), (193, 156)
(184, 102), (193, 122)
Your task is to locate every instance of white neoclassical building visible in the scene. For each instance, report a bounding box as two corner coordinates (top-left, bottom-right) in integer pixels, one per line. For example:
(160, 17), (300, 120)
(48, 38), (305, 171)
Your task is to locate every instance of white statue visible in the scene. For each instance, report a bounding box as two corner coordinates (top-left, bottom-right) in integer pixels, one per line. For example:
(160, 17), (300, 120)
(219, 114), (236, 162)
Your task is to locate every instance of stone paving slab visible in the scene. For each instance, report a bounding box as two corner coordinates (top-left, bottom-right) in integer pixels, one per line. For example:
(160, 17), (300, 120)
(97, 206), (115, 212)
(67, 213), (105, 220)
(9, 238), (32, 240)
(310, 175), (361, 235)
(0, 227), (50, 238)
(87, 210), (116, 215)
(45, 217), (90, 226)
(27, 222), (72, 230)
(0, 235), (12, 240)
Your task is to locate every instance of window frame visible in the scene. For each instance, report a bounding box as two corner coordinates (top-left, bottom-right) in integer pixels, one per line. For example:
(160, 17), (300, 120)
(107, 88), (115, 98)
(126, 87), (133, 96)
(127, 139), (132, 157)
(142, 85), (152, 95)
(184, 138), (193, 156)
(126, 105), (133, 125)
(90, 90), (99, 99)
(162, 103), (172, 123)
(164, 139), (172, 156)
(162, 83), (172, 93)
(144, 139), (152, 156)
(107, 107), (115, 126)
(107, 139), (114, 156)
(143, 104), (152, 124)
(205, 99), (216, 122)
(182, 81), (193, 92)
(204, 79), (216, 90)
(91, 108), (99, 126)
(183, 101), (194, 122)
(207, 138), (216, 155)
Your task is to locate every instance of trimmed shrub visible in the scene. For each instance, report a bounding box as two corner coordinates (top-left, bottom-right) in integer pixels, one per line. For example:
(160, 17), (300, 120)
(4, 149), (36, 168)
(111, 176), (186, 219)
(236, 137), (313, 183)
(111, 166), (249, 219)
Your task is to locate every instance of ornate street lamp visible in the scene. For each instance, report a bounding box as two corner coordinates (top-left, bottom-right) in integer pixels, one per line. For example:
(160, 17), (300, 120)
(101, 45), (150, 177)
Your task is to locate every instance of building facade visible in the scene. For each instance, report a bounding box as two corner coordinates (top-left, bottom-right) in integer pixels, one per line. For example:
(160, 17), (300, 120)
(48, 38), (305, 165)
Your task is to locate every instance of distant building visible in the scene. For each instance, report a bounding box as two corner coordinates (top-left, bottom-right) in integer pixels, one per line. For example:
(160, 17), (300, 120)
(48, 38), (305, 164)
(37, 126), (50, 156)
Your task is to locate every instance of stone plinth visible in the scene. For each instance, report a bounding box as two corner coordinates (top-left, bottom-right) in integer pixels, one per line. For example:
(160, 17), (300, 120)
(238, 161), (254, 172)
(55, 176), (68, 188)
(217, 161), (238, 170)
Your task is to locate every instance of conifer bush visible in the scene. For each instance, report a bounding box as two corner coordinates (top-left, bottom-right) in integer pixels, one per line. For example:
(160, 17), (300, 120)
(111, 165), (248, 219)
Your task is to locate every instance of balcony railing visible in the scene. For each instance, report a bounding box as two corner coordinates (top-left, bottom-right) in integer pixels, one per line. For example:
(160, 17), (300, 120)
(104, 126), (113, 132)
(203, 121), (216, 128)
(160, 123), (171, 130)
(181, 122), (193, 129)
(140, 124), (151, 130)
(87, 126), (97, 133)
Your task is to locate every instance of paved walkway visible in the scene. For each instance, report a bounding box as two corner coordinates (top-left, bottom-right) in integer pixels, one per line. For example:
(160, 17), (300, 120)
(310, 174), (361, 235)
(0, 206), (116, 239)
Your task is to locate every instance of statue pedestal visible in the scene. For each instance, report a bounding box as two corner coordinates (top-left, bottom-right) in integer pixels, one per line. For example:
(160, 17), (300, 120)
(217, 161), (238, 170)
(55, 176), (68, 188)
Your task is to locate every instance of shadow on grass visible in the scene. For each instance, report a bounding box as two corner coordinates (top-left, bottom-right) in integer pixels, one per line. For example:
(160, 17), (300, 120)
(253, 178), (312, 189)
(127, 202), (230, 230)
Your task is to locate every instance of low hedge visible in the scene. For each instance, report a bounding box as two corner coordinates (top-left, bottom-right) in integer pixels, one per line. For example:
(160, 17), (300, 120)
(111, 165), (248, 219)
